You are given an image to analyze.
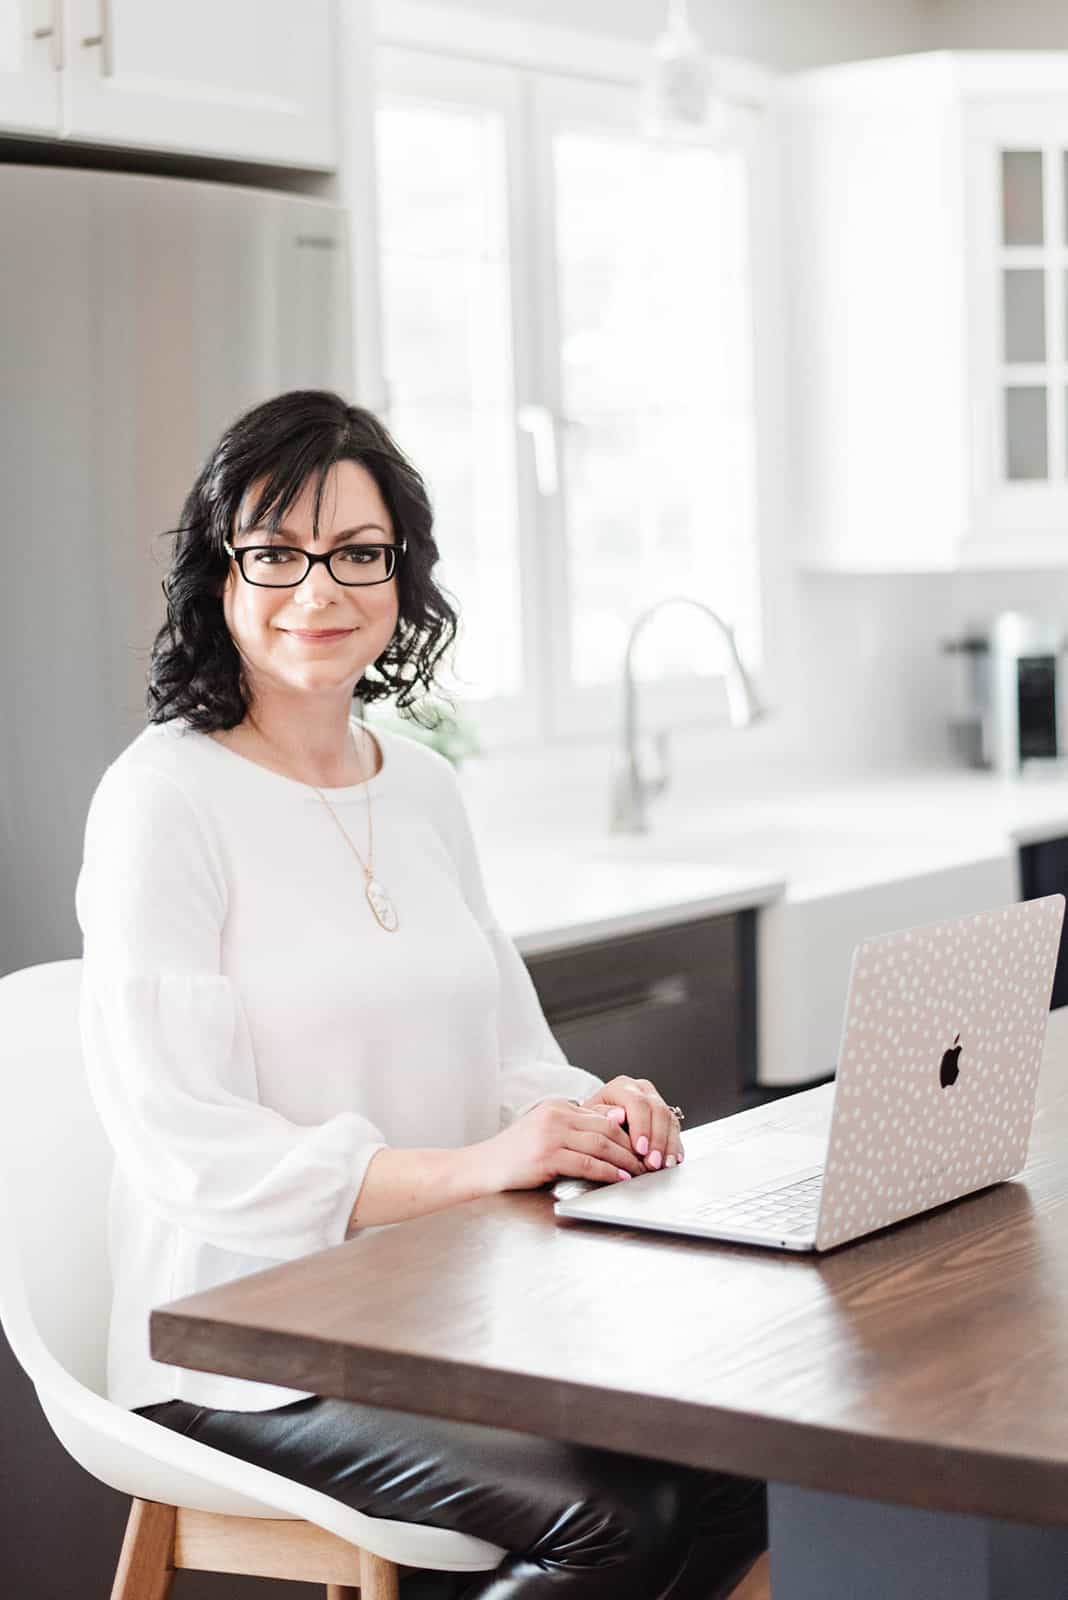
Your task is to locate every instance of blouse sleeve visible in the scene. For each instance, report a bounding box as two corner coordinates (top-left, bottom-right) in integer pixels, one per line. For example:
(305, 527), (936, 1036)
(431, 758), (605, 1126)
(76, 763), (386, 1259)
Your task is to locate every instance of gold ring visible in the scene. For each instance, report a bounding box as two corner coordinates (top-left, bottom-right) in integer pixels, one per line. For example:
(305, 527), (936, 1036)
(669, 1104), (685, 1124)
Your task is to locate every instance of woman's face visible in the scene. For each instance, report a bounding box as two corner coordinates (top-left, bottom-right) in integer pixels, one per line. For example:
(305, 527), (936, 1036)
(221, 460), (401, 705)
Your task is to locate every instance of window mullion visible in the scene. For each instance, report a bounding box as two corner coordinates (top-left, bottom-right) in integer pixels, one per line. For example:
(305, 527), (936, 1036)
(526, 72), (579, 744)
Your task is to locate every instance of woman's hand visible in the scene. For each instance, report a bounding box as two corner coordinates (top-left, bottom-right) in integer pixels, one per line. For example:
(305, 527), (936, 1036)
(581, 1078), (684, 1172)
(475, 1099), (647, 1194)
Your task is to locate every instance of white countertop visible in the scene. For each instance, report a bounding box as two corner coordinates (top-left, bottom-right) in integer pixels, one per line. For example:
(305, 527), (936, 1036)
(478, 766), (1068, 954)
(482, 847), (786, 957)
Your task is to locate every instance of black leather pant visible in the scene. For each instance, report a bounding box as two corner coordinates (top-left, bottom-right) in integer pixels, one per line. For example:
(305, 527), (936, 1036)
(137, 1396), (766, 1599)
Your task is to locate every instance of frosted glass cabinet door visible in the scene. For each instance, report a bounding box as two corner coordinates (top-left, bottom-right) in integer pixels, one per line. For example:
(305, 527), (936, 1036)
(62, 0), (338, 167)
(0, 0), (60, 134)
(1003, 268), (1046, 363)
(1005, 386), (1049, 479)
(995, 148), (1055, 486)
(1001, 150), (1044, 245)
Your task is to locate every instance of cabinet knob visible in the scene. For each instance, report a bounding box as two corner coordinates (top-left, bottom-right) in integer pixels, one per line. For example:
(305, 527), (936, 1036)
(81, 33), (104, 46)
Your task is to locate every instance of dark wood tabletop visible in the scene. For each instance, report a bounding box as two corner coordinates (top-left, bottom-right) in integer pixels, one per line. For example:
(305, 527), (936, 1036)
(152, 1011), (1068, 1528)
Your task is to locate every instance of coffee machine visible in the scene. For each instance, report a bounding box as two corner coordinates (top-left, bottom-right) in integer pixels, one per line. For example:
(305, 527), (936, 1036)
(945, 613), (1068, 774)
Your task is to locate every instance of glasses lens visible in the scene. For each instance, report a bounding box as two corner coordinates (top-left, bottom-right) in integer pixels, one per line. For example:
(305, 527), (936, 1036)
(328, 546), (396, 585)
(242, 548), (311, 587)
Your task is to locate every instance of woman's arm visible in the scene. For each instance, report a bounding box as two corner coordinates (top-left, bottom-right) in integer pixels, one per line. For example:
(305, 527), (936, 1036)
(347, 1099), (645, 1231)
(78, 763), (386, 1260)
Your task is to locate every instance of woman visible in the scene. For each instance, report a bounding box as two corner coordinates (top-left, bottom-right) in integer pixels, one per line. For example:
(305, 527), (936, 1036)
(76, 390), (766, 1598)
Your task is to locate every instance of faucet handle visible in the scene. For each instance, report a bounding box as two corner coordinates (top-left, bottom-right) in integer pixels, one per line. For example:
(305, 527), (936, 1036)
(609, 732), (671, 833)
(649, 728), (672, 798)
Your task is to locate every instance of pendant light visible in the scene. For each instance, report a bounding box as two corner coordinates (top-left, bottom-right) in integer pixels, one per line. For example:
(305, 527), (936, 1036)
(639, 0), (730, 147)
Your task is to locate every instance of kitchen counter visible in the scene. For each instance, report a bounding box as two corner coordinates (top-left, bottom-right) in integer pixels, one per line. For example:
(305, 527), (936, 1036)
(478, 766), (1068, 945)
(473, 765), (1068, 1089)
(668, 766), (1068, 852)
(480, 847), (784, 958)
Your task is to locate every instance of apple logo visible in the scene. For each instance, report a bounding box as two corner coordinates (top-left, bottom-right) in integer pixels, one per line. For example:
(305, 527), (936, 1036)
(940, 1034), (962, 1088)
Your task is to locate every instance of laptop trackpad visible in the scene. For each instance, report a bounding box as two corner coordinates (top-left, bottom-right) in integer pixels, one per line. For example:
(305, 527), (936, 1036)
(562, 1132), (826, 1220)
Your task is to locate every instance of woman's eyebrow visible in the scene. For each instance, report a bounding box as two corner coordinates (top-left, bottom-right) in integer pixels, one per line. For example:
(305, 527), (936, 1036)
(237, 522), (390, 545)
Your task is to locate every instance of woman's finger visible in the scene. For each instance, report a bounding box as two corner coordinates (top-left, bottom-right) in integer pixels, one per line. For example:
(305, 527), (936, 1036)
(633, 1080), (684, 1169)
(602, 1082), (654, 1158)
(571, 1126), (645, 1176)
(556, 1145), (639, 1184)
(571, 1107), (639, 1161)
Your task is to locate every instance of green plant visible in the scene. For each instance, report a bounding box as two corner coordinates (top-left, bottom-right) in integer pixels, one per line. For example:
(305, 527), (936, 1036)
(366, 701), (481, 768)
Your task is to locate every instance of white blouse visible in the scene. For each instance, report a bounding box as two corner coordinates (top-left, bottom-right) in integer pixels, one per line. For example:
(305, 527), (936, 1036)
(76, 718), (603, 1411)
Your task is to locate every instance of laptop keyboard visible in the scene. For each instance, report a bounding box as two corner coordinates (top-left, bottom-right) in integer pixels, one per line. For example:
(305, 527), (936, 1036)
(689, 1171), (824, 1234)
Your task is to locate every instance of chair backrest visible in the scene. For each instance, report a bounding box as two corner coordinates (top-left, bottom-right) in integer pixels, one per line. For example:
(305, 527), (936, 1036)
(0, 960), (113, 1393)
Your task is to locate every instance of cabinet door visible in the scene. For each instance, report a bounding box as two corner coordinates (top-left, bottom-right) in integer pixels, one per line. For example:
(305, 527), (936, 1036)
(62, 0), (337, 168)
(0, 0), (60, 134)
(525, 916), (756, 1128)
(966, 100), (1068, 560)
(1018, 839), (1068, 1008)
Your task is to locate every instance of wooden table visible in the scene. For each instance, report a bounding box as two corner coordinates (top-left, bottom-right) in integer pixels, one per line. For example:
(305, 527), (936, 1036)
(152, 1011), (1068, 1599)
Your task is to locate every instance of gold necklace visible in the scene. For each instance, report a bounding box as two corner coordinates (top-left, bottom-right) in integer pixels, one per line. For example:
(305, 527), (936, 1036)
(309, 724), (399, 933)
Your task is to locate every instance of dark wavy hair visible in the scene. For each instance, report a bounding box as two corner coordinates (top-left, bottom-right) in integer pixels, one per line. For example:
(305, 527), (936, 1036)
(147, 390), (458, 731)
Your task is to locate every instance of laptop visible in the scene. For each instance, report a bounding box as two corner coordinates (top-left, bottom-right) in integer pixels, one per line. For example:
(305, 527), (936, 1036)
(554, 895), (1065, 1252)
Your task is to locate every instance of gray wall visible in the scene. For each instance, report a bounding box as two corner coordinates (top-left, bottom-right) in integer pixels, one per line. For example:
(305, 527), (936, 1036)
(929, 0), (1068, 48)
(398, 0), (931, 65)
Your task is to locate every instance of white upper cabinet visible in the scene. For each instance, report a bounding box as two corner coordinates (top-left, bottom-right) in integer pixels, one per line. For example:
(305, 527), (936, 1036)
(0, 1), (61, 133)
(0, 0), (338, 167)
(781, 52), (1068, 572)
(63, 0), (338, 167)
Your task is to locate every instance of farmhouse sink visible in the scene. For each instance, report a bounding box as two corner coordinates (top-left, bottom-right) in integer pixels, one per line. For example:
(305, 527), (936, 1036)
(590, 817), (1019, 1090)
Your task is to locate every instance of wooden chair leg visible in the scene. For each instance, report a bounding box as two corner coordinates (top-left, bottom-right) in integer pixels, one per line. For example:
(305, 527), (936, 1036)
(111, 1499), (177, 1600)
(357, 1551), (401, 1600)
(727, 1550), (770, 1600)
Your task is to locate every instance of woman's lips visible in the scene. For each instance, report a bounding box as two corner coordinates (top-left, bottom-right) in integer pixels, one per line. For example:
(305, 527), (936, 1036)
(283, 628), (353, 641)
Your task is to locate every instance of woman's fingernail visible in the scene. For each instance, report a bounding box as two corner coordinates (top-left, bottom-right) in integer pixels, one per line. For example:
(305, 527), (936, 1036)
(665, 1154), (676, 1167)
(648, 1150), (663, 1170)
(677, 1149), (684, 1163)
(636, 1135), (649, 1156)
(616, 1168), (632, 1181)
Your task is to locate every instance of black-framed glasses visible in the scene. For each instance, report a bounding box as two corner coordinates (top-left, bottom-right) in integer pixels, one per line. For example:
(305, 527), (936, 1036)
(223, 538), (406, 588)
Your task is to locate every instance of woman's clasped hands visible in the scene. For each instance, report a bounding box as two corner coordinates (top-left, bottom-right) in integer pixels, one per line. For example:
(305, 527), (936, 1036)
(582, 1075), (685, 1173)
(480, 1076), (684, 1194)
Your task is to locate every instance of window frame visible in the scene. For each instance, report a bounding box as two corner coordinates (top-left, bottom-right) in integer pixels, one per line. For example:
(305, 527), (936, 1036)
(375, 45), (543, 747)
(372, 2), (788, 754)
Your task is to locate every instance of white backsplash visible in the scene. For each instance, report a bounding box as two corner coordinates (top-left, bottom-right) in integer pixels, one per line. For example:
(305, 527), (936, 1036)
(460, 567), (1068, 850)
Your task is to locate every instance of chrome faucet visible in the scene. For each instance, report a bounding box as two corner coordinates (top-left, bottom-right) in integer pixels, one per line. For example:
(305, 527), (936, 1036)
(611, 596), (766, 834)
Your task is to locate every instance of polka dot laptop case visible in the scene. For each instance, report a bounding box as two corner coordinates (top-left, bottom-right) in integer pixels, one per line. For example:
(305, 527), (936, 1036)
(816, 893), (1066, 1251)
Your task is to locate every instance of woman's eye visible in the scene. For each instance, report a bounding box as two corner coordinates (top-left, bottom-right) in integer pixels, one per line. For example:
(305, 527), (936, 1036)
(252, 548), (294, 565)
(338, 546), (382, 564)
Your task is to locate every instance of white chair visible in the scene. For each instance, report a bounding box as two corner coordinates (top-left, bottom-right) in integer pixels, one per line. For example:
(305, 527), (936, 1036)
(0, 959), (504, 1599)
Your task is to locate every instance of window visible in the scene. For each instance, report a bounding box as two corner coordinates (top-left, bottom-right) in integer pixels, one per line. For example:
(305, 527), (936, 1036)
(375, 41), (770, 745)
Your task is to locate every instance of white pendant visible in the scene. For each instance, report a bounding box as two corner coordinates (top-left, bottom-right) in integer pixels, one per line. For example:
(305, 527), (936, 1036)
(365, 875), (399, 932)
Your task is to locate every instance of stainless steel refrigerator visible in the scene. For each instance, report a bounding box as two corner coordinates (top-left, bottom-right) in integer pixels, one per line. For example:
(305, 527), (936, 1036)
(0, 163), (352, 977)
